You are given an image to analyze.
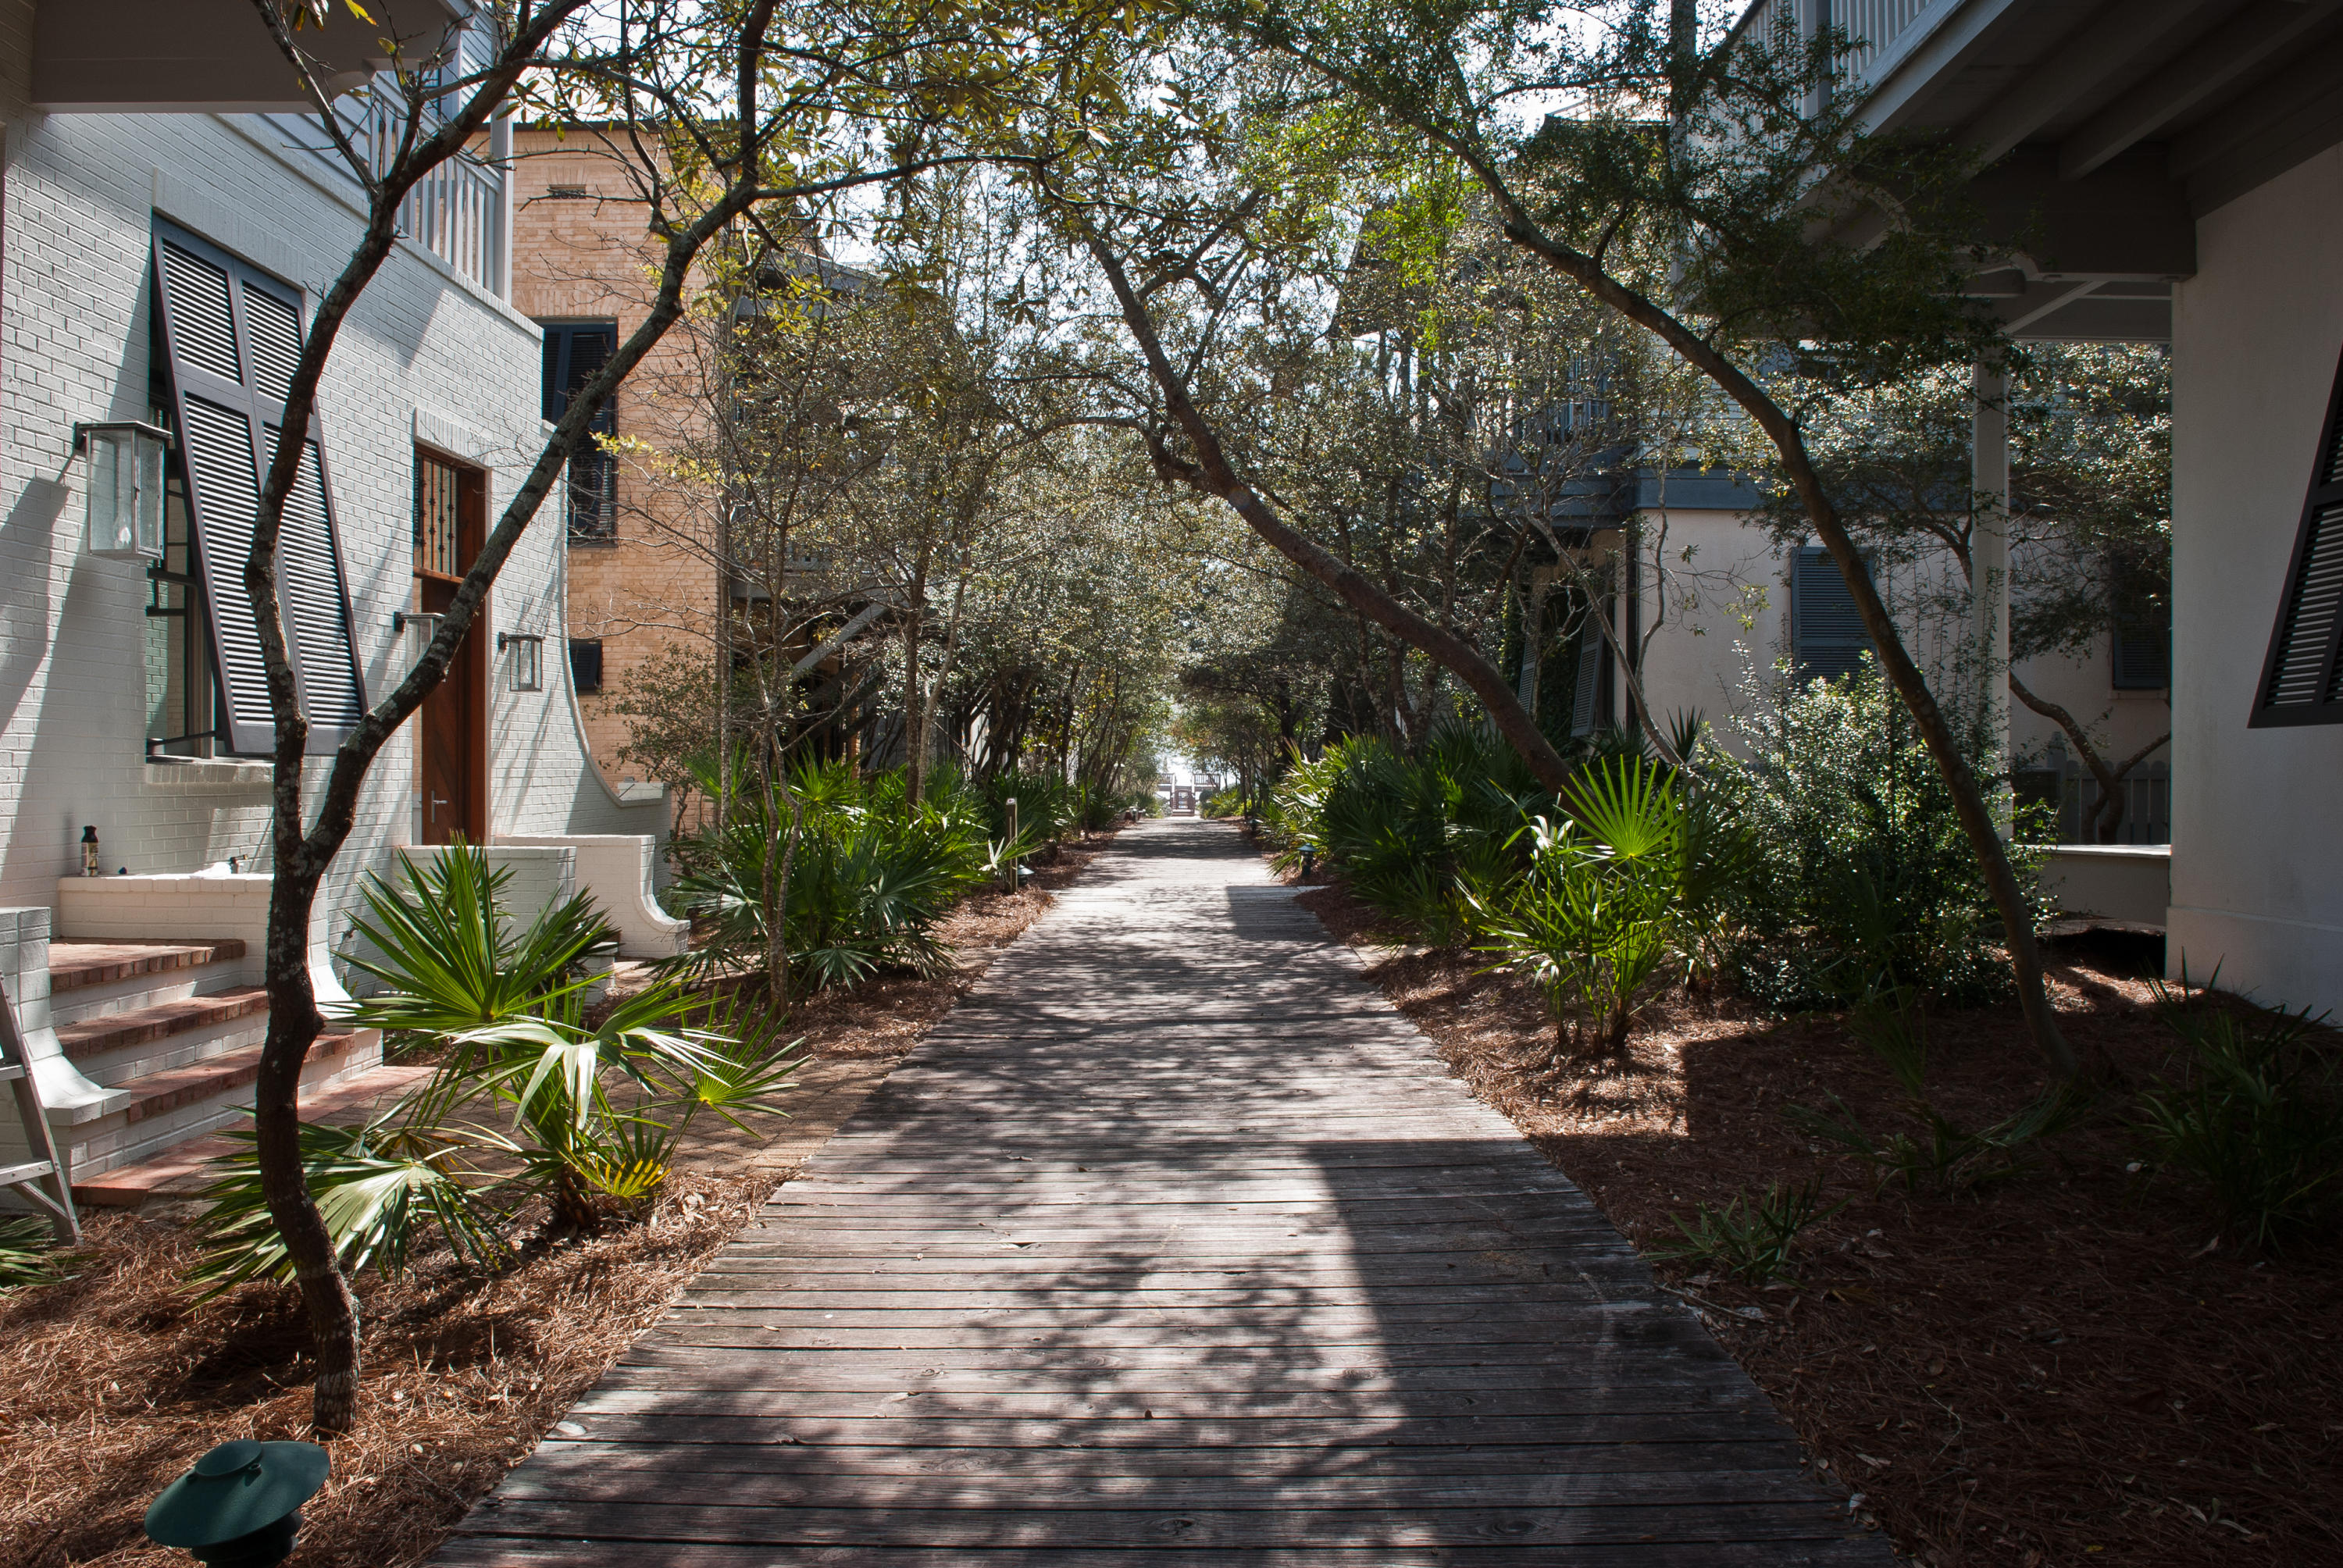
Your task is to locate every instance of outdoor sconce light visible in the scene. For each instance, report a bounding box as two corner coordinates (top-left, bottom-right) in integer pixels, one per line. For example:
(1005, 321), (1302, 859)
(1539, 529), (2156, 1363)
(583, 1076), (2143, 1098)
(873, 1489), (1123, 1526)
(392, 609), (444, 672)
(497, 631), (544, 692)
(75, 420), (169, 561)
(144, 1438), (329, 1566)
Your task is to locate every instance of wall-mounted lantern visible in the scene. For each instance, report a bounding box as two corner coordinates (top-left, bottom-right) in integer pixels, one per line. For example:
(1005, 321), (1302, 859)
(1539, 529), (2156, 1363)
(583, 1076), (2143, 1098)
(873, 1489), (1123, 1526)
(75, 420), (169, 561)
(392, 609), (444, 674)
(497, 631), (544, 692)
(144, 1438), (330, 1566)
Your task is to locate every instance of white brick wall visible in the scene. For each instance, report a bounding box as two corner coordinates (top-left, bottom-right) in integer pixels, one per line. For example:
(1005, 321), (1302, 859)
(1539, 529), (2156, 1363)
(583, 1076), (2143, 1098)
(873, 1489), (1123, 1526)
(1, 10), (665, 960)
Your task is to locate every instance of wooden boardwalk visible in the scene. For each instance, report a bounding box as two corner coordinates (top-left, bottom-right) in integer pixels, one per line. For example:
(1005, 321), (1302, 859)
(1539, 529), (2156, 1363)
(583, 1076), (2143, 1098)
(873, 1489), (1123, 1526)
(436, 819), (1887, 1565)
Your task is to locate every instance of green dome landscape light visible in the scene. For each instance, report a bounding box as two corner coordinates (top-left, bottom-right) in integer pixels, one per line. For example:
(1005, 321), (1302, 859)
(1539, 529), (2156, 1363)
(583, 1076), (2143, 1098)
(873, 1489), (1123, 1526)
(144, 1440), (329, 1566)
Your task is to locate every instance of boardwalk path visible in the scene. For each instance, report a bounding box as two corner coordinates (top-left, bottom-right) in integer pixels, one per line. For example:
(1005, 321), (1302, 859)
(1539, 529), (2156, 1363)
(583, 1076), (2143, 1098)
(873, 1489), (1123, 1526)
(437, 819), (1886, 1565)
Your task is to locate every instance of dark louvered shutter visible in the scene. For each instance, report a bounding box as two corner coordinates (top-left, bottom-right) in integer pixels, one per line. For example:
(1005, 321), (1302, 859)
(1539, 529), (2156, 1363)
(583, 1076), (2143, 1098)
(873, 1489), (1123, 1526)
(540, 321), (619, 541)
(569, 637), (604, 695)
(2251, 345), (2343, 726)
(152, 223), (366, 754)
(1792, 544), (1874, 682)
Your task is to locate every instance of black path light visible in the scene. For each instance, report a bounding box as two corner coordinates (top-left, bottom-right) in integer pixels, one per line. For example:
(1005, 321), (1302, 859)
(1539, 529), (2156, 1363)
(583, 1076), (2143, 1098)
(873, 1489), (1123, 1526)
(144, 1440), (330, 1566)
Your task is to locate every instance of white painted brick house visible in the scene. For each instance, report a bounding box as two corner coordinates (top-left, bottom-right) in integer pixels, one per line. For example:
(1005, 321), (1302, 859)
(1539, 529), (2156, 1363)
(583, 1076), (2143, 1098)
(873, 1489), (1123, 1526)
(0, 0), (683, 1205)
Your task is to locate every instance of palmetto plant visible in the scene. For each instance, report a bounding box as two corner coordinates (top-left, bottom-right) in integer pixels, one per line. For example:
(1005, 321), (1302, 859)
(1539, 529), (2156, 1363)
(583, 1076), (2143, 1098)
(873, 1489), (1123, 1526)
(1472, 756), (1709, 1056)
(0, 1215), (63, 1289)
(1275, 727), (1550, 945)
(671, 759), (993, 991)
(1655, 1178), (1846, 1286)
(193, 845), (797, 1288)
(2134, 988), (2343, 1251)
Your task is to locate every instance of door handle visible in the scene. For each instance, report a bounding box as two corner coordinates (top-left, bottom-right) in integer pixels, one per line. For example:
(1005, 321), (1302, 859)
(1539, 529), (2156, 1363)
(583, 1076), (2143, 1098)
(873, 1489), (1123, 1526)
(430, 793), (449, 821)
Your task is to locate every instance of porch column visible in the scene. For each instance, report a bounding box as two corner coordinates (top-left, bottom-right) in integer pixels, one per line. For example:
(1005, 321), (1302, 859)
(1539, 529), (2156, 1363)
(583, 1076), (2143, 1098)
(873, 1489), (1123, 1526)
(489, 110), (515, 301)
(1973, 358), (2012, 832)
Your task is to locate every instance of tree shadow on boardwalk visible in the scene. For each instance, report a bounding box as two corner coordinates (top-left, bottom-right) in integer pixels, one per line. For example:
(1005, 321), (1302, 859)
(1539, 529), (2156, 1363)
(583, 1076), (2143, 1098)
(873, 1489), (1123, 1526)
(432, 820), (1885, 1566)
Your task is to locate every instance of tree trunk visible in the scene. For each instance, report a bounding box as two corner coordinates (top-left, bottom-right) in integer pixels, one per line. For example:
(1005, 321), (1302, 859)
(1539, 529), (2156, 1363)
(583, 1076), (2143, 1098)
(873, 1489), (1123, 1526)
(901, 593), (926, 804)
(255, 866), (361, 1434)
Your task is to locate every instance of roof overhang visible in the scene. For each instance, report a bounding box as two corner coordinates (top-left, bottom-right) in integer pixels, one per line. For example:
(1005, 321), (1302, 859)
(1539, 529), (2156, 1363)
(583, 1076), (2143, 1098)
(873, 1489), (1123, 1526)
(31, 0), (466, 113)
(1751, 0), (2343, 340)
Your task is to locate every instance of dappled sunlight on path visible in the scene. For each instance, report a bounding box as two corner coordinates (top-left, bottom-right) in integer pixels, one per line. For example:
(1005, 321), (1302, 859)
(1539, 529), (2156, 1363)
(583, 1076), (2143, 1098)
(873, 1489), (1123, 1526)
(433, 818), (1885, 1564)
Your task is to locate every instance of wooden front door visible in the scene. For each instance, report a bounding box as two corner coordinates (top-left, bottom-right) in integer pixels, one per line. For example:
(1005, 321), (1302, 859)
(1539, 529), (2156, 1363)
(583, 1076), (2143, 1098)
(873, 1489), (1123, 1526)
(415, 451), (487, 845)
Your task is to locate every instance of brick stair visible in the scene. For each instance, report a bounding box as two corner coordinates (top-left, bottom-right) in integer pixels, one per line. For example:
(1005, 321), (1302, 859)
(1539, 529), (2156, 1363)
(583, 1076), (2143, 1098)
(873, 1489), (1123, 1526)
(74, 1057), (430, 1208)
(50, 939), (246, 994)
(34, 939), (383, 1185)
(57, 988), (270, 1061)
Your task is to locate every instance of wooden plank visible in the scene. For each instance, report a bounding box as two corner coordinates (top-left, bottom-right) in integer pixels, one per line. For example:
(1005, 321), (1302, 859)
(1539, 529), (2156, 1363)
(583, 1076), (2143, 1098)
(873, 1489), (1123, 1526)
(435, 1538), (1895, 1566)
(531, 1411), (1806, 1449)
(495, 1437), (1810, 1481)
(487, 1468), (1820, 1510)
(451, 1498), (1863, 1549)
(565, 1387), (1765, 1420)
(583, 1363), (1756, 1400)
(428, 821), (1881, 1566)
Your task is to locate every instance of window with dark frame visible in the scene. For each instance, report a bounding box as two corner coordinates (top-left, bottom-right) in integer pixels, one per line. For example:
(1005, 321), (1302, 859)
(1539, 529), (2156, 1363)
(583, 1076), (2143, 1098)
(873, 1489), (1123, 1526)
(144, 457), (218, 757)
(2250, 344), (2343, 727)
(2110, 567), (2171, 691)
(569, 637), (604, 695)
(415, 448), (467, 576)
(539, 320), (619, 543)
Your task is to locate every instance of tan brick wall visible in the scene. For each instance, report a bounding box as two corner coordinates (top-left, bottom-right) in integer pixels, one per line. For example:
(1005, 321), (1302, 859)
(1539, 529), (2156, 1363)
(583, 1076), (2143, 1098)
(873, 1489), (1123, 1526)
(508, 129), (719, 786)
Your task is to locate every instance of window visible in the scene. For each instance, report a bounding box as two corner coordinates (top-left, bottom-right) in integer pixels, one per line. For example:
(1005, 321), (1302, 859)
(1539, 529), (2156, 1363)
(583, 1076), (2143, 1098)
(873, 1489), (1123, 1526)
(569, 637), (604, 695)
(414, 448), (468, 576)
(2110, 569), (2170, 691)
(151, 220), (366, 755)
(2250, 344), (2343, 726)
(1791, 544), (1874, 682)
(540, 320), (619, 542)
(144, 457), (216, 757)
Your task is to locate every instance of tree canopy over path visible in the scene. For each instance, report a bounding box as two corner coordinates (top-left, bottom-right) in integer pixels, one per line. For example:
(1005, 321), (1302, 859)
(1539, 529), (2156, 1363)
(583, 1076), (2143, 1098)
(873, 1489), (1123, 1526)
(430, 819), (1885, 1564)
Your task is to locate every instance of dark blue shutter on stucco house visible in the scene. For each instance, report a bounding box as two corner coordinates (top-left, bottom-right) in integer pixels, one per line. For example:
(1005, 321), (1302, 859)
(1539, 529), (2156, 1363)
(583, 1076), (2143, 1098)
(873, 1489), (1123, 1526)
(1791, 544), (1874, 683)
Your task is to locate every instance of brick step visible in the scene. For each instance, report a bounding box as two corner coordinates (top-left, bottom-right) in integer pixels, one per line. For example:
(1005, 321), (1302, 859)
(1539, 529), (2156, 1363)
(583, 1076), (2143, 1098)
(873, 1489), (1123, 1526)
(47, 939), (248, 993)
(83, 1033), (356, 1127)
(55, 986), (269, 1061)
(73, 1058), (432, 1208)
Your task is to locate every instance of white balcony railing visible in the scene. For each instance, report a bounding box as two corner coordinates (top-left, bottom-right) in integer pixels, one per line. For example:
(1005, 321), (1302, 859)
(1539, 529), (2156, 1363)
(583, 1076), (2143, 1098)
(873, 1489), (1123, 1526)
(348, 9), (512, 299)
(1731, 0), (1938, 93)
(400, 146), (506, 296)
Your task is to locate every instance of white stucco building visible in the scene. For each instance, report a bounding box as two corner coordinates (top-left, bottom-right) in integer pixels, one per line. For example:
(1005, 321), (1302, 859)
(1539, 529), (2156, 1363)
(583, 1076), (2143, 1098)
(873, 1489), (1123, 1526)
(1, 0), (681, 1203)
(1714, 0), (2343, 1017)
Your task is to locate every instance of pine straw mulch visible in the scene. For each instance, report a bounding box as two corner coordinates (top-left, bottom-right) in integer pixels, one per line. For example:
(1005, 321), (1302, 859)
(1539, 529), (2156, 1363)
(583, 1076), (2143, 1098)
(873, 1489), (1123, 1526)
(0, 829), (1122, 1568)
(1287, 862), (2343, 1568)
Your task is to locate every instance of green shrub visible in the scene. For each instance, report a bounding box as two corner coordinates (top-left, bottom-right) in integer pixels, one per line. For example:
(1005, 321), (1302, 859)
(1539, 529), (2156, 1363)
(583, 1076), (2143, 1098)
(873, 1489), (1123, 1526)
(2134, 992), (2343, 1251)
(193, 846), (797, 1289)
(1655, 1179), (1846, 1285)
(1271, 726), (1548, 944)
(1713, 659), (2047, 1010)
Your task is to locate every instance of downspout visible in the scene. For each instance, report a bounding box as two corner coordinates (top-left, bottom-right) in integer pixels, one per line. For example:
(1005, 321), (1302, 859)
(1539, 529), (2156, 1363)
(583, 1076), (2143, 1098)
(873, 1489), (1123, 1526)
(1624, 526), (1642, 730)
